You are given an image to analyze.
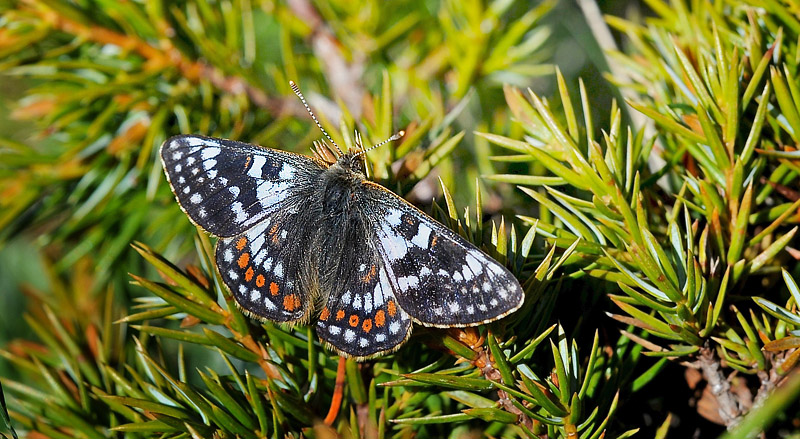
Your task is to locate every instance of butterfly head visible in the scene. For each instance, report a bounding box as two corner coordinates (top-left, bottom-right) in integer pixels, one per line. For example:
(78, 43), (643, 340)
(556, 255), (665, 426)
(332, 151), (368, 178)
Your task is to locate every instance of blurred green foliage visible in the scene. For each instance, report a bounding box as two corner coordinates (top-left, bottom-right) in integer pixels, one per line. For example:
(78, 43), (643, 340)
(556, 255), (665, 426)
(1, 0), (800, 438)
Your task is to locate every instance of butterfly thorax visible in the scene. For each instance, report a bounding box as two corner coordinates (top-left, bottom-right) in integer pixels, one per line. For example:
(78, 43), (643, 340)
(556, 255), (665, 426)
(317, 153), (368, 215)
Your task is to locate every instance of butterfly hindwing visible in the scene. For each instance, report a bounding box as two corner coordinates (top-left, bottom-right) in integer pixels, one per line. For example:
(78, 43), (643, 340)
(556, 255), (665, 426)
(216, 207), (316, 323)
(315, 240), (412, 358)
(363, 182), (524, 327)
(160, 135), (325, 237)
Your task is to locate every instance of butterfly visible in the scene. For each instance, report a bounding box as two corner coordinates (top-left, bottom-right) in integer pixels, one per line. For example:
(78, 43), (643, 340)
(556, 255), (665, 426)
(159, 81), (524, 359)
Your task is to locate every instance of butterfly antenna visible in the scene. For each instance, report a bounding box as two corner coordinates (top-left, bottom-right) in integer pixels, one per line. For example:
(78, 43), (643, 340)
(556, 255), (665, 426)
(353, 130), (405, 158)
(289, 80), (343, 155)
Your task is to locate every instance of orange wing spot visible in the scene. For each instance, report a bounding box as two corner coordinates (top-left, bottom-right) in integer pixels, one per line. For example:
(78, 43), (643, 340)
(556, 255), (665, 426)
(375, 310), (386, 327)
(269, 224), (281, 244)
(336, 310), (345, 320)
(269, 282), (279, 296)
(362, 319), (373, 333)
(238, 252), (250, 269)
(284, 294), (297, 311)
(255, 274), (265, 287)
(431, 236), (438, 247)
(387, 300), (397, 317)
(244, 267), (254, 282)
(320, 307), (330, 321)
(349, 315), (359, 327)
(361, 264), (377, 283)
(235, 237), (247, 250)
(293, 295), (301, 309)
(244, 155), (252, 170)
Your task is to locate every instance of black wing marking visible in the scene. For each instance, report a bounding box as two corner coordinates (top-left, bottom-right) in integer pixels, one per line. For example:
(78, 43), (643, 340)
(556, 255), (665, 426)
(362, 181), (524, 327)
(315, 239), (412, 359)
(160, 135), (325, 238)
(216, 207), (317, 324)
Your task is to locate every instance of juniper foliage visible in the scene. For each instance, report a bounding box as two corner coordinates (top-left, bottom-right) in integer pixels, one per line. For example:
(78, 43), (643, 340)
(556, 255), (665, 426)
(0, 1), (799, 438)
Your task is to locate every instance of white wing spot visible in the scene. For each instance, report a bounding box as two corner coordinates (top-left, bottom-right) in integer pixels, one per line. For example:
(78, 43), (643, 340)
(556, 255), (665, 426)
(478, 304), (488, 312)
(201, 147), (221, 159)
(490, 298), (498, 307)
(352, 294), (362, 310)
(248, 155), (267, 178)
(190, 193), (202, 204)
(174, 164), (182, 172)
(198, 207), (206, 217)
(183, 186), (191, 194)
(466, 305), (475, 314)
(171, 151), (183, 160)
(381, 227), (408, 260)
(264, 297), (277, 310)
(385, 210), (402, 226)
(482, 281), (491, 292)
(238, 285), (247, 295)
(398, 276), (419, 289)
(280, 230), (287, 240)
(186, 157), (196, 165)
(344, 329), (356, 343)
(203, 159), (216, 170)
(279, 165), (295, 180)
(253, 248), (268, 265)
(453, 272), (463, 282)
(376, 334), (386, 342)
(250, 232), (265, 252)
(359, 338), (369, 348)
(411, 223), (432, 248)
(341, 291), (352, 305)
(329, 326), (341, 335)
(466, 254), (483, 274)
(223, 249), (234, 262)
(228, 270), (239, 280)
(364, 292), (373, 312)
(264, 257), (273, 271)
(178, 177), (185, 184)
(228, 186), (240, 197)
(231, 202), (247, 222)
(250, 290), (261, 301)
(448, 302), (460, 313)
(389, 321), (401, 334)
(462, 266), (475, 281)
(420, 266), (432, 277)
(186, 137), (206, 146)
(274, 261), (284, 278)
(207, 170), (217, 179)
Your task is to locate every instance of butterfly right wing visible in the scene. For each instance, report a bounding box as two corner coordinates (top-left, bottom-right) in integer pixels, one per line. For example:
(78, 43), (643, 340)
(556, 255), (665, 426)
(361, 182), (524, 327)
(315, 234), (412, 359)
(160, 134), (326, 238)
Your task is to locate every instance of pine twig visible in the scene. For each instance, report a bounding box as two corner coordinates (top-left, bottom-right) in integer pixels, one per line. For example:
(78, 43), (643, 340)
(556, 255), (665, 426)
(698, 343), (742, 429)
(20, 0), (287, 113)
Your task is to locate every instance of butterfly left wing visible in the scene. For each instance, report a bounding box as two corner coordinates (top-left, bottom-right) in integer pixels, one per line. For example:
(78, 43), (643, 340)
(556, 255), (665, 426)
(215, 207), (317, 324)
(361, 182), (524, 327)
(160, 134), (325, 238)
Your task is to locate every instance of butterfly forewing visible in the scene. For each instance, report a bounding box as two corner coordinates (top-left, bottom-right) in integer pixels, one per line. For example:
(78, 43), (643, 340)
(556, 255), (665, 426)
(315, 240), (412, 358)
(160, 135), (325, 237)
(362, 182), (524, 327)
